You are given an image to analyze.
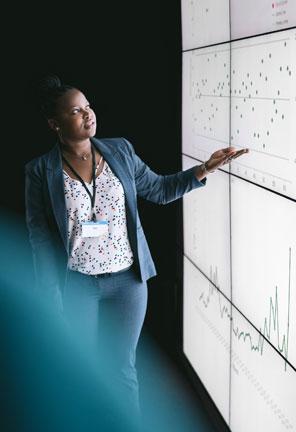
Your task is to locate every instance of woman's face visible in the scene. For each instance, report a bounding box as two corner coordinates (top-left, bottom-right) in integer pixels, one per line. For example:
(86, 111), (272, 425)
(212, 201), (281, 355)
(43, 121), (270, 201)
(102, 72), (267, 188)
(50, 89), (97, 141)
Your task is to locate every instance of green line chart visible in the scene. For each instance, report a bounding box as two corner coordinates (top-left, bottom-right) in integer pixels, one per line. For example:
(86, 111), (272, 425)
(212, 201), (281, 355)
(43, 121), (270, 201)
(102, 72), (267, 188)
(197, 247), (293, 370)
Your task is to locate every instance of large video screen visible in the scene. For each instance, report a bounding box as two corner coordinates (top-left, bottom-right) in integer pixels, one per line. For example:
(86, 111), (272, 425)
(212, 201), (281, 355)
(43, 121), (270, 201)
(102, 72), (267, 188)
(182, 2), (296, 431)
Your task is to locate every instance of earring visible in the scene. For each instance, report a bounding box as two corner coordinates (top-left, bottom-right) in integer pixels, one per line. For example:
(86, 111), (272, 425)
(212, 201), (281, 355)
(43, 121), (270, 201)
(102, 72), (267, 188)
(56, 126), (60, 131)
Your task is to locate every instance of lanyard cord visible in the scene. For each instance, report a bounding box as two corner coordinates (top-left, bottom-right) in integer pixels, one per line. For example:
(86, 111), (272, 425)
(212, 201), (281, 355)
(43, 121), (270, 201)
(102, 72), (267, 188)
(62, 144), (98, 221)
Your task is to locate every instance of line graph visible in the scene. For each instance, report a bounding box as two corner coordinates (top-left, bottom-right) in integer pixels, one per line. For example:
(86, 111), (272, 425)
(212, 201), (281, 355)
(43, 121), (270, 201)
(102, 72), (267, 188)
(232, 248), (291, 370)
(194, 248), (293, 370)
(231, 176), (296, 369)
(183, 257), (231, 424)
(199, 265), (231, 320)
(232, 248), (290, 370)
(183, 256), (296, 430)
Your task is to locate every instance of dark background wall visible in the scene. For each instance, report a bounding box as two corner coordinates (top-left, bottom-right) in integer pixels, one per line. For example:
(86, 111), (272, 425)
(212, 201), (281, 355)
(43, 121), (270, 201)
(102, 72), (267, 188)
(2, 1), (184, 353)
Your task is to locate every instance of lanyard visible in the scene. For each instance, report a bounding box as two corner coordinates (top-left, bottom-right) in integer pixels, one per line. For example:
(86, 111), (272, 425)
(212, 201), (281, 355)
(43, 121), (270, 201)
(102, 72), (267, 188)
(62, 144), (97, 221)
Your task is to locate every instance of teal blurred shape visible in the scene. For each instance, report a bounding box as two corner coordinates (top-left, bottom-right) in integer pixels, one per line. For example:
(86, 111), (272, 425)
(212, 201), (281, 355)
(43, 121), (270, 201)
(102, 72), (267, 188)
(0, 211), (139, 432)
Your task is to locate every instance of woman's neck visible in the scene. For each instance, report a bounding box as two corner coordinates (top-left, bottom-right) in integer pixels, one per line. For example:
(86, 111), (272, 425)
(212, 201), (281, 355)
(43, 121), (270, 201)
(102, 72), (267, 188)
(59, 138), (91, 157)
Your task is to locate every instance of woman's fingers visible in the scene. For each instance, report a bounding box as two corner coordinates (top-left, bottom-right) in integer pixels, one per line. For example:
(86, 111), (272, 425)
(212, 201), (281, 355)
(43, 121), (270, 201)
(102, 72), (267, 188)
(215, 148), (249, 160)
(231, 148), (249, 159)
(212, 148), (236, 159)
(207, 147), (249, 171)
(219, 147), (249, 155)
(221, 146), (237, 154)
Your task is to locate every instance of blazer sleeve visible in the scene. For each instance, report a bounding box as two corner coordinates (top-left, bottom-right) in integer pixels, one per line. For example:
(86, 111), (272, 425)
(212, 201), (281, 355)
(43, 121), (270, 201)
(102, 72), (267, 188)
(122, 138), (206, 205)
(25, 163), (63, 312)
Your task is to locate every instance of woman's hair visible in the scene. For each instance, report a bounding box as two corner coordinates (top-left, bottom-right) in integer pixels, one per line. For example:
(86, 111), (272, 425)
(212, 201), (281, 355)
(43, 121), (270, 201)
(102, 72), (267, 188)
(34, 74), (76, 118)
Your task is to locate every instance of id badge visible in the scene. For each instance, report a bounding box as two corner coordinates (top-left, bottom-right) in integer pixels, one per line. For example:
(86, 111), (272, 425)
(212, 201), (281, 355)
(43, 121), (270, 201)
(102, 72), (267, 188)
(81, 220), (108, 238)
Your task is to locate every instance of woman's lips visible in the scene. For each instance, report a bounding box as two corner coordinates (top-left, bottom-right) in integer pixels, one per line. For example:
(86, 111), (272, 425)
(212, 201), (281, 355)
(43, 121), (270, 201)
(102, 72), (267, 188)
(84, 120), (96, 129)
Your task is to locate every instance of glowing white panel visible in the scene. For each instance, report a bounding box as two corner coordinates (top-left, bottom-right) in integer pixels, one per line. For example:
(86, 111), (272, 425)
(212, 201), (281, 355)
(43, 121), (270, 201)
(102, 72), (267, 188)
(183, 256), (231, 424)
(230, 29), (296, 200)
(182, 45), (230, 163)
(231, 176), (296, 370)
(181, 0), (229, 50)
(231, 0), (296, 40)
(230, 308), (296, 432)
(183, 155), (231, 297)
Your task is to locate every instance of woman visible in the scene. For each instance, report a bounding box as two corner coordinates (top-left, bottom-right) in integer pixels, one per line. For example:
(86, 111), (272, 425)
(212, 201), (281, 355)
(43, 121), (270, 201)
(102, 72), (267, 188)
(25, 75), (248, 424)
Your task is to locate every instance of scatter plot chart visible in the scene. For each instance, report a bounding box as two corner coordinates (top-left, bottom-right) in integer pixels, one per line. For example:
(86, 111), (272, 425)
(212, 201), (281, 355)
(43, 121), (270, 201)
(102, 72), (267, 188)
(181, 0), (229, 50)
(230, 308), (296, 432)
(230, 29), (296, 199)
(182, 44), (230, 164)
(182, 155), (231, 297)
(231, 0), (296, 40)
(183, 256), (231, 425)
(231, 176), (296, 370)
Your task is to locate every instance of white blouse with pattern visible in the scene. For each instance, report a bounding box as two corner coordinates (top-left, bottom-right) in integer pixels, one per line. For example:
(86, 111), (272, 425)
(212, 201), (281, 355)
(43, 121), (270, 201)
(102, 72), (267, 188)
(63, 160), (134, 275)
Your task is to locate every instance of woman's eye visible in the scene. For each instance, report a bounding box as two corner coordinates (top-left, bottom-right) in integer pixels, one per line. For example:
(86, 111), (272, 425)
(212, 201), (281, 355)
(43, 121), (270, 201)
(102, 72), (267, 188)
(72, 108), (79, 114)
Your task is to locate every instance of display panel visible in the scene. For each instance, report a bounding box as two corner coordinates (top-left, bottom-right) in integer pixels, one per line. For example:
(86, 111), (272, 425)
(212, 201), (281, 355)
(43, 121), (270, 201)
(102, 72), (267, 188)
(231, 0), (296, 40)
(230, 308), (296, 432)
(181, 0), (229, 50)
(182, 45), (230, 164)
(181, 2), (296, 430)
(231, 176), (296, 370)
(183, 256), (231, 424)
(230, 29), (296, 200)
(183, 155), (231, 297)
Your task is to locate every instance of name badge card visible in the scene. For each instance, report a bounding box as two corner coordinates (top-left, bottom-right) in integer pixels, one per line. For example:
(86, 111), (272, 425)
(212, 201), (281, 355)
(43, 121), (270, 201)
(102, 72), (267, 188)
(81, 221), (108, 238)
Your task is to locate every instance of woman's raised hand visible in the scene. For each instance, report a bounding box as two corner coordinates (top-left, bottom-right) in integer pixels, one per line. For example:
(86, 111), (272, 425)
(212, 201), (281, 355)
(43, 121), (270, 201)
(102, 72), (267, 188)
(206, 147), (249, 172)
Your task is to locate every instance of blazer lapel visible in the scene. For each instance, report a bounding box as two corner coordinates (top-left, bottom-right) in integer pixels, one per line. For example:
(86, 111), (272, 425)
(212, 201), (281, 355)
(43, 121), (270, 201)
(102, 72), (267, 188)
(46, 143), (69, 254)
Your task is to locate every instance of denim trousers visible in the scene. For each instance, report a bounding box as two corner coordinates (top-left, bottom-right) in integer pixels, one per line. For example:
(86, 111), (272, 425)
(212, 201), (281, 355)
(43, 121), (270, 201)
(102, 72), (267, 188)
(62, 265), (148, 430)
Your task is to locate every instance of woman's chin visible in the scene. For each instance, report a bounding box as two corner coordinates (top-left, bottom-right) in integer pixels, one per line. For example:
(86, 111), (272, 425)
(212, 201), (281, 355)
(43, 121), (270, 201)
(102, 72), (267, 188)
(84, 127), (97, 139)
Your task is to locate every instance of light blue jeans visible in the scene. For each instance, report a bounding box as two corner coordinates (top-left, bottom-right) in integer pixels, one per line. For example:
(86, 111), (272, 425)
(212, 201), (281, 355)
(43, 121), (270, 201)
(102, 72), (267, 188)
(63, 265), (148, 430)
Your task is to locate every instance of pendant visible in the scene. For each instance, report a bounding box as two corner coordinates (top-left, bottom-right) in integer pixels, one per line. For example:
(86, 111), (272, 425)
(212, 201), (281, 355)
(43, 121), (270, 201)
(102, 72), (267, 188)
(82, 155), (88, 161)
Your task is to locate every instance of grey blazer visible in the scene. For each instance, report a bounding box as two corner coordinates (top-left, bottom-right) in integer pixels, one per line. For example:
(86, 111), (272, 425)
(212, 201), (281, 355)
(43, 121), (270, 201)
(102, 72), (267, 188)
(25, 137), (205, 304)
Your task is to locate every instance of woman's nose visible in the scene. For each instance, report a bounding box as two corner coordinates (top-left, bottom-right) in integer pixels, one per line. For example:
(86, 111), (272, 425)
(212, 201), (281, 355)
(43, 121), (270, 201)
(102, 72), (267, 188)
(83, 109), (90, 119)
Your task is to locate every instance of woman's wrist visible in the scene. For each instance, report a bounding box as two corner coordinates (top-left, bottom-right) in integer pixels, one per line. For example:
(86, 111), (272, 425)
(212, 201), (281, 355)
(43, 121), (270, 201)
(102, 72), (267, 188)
(194, 160), (216, 181)
(194, 163), (208, 181)
(205, 160), (216, 173)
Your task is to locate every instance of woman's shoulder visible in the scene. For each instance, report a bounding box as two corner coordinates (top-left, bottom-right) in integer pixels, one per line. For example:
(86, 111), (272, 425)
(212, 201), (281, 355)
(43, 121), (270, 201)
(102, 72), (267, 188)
(93, 136), (135, 156)
(25, 145), (58, 175)
(92, 137), (132, 150)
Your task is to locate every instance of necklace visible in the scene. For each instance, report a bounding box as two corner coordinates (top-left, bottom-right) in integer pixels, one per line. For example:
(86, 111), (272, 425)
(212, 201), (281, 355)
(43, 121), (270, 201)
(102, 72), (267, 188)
(80, 153), (90, 161)
(62, 148), (91, 161)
